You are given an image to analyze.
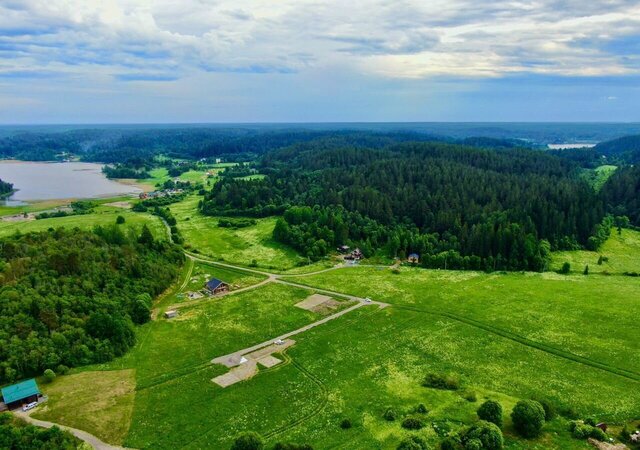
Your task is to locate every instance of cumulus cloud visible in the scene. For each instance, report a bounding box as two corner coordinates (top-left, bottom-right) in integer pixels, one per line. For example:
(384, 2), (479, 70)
(0, 0), (639, 82)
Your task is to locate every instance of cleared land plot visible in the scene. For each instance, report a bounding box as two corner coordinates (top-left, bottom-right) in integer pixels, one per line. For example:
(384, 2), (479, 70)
(170, 196), (305, 271)
(32, 369), (136, 446)
(286, 266), (640, 382)
(295, 294), (341, 314)
(581, 165), (617, 191)
(0, 206), (165, 238)
(182, 261), (267, 294)
(551, 228), (640, 275)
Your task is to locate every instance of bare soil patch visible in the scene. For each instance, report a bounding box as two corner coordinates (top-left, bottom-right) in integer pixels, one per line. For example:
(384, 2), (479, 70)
(295, 294), (341, 314)
(104, 201), (132, 209)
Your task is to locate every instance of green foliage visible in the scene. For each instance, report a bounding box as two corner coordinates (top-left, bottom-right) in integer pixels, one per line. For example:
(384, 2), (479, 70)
(116, 215), (125, 224)
(230, 432), (264, 450)
(43, 368), (56, 383)
(602, 165), (640, 225)
(422, 372), (461, 390)
(396, 435), (429, 450)
(0, 178), (13, 198)
(461, 421), (503, 450)
(571, 422), (608, 441)
(463, 391), (477, 402)
(203, 142), (608, 271)
(218, 218), (257, 229)
(0, 228), (183, 382)
(477, 400), (503, 427)
(560, 262), (571, 274)
(401, 417), (424, 430)
(0, 413), (81, 449)
(511, 400), (546, 438)
(533, 398), (557, 421)
(340, 418), (352, 429)
(583, 265), (589, 275)
(273, 443), (313, 450)
(383, 408), (397, 421)
(414, 403), (428, 414)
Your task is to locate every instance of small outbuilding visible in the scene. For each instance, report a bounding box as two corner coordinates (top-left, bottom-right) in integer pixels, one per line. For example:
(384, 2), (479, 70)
(164, 310), (178, 319)
(1, 379), (41, 410)
(205, 278), (229, 295)
(408, 253), (420, 263)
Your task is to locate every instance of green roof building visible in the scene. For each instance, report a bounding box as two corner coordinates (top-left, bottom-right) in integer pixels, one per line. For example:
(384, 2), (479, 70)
(1, 379), (41, 409)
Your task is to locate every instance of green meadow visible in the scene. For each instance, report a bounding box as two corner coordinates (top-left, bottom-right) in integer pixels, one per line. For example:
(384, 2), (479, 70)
(170, 196), (307, 271)
(0, 203), (165, 238)
(551, 228), (640, 274)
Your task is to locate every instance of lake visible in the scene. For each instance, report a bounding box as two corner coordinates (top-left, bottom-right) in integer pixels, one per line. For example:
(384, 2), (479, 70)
(0, 161), (142, 204)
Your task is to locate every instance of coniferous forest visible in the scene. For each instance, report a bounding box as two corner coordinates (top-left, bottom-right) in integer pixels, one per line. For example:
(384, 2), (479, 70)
(201, 141), (612, 271)
(0, 226), (184, 383)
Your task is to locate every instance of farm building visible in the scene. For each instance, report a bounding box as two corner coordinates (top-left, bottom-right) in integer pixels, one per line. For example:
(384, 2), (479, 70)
(408, 253), (420, 263)
(164, 310), (178, 319)
(205, 278), (229, 295)
(344, 248), (363, 261)
(1, 379), (41, 410)
(337, 245), (350, 253)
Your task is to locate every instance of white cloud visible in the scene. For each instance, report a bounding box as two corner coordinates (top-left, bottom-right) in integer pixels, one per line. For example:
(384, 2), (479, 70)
(0, 0), (639, 80)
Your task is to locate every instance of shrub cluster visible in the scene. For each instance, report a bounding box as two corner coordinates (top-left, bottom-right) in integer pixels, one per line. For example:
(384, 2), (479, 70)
(422, 373), (461, 390)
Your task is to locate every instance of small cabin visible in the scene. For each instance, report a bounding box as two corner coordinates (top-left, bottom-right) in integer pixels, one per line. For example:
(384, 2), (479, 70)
(205, 278), (229, 295)
(337, 245), (350, 253)
(408, 253), (420, 263)
(1, 379), (42, 410)
(164, 310), (178, 319)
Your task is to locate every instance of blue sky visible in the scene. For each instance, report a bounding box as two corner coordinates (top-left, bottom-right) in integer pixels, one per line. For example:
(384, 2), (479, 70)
(1, 0), (639, 123)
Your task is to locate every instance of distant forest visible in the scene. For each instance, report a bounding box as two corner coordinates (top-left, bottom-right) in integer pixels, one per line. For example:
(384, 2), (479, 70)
(1, 127), (639, 269)
(0, 227), (184, 383)
(202, 141), (614, 271)
(0, 178), (13, 198)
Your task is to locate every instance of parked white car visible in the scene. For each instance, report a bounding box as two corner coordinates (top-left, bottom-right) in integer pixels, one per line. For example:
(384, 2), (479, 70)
(274, 339), (285, 345)
(364, 298), (372, 303)
(22, 401), (37, 411)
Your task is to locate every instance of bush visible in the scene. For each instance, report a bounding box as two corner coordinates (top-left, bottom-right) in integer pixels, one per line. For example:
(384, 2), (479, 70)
(511, 400), (545, 438)
(273, 443), (313, 450)
(533, 398), (557, 421)
(55, 364), (69, 375)
(383, 408), (397, 421)
(414, 403), (428, 414)
(116, 215), (125, 224)
(401, 417), (424, 430)
(43, 368), (56, 383)
(422, 373), (460, 390)
(440, 436), (463, 450)
(560, 262), (571, 274)
(462, 421), (503, 450)
(571, 422), (607, 441)
(477, 400), (503, 427)
(397, 435), (429, 450)
(340, 418), (352, 429)
(230, 432), (264, 450)
(463, 391), (477, 402)
(465, 439), (482, 450)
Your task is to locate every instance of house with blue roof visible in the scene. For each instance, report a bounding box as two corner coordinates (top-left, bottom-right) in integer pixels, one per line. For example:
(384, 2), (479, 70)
(205, 277), (229, 295)
(1, 379), (41, 410)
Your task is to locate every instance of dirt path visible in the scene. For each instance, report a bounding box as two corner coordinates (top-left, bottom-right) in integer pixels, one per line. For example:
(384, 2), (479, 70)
(15, 410), (130, 450)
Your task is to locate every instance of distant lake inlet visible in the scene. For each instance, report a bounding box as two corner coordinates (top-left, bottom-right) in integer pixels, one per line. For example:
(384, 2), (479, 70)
(0, 161), (142, 204)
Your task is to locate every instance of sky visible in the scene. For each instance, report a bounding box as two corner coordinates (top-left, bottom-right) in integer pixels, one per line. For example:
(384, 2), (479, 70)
(1, 0), (640, 124)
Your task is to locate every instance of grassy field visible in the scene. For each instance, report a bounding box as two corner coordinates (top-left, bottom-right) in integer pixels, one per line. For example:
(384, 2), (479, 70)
(551, 228), (640, 274)
(581, 165), (617, 191)
(0, 204), (166, 238)
(170, 196), (308, 271)
(32, 369), (136, 445)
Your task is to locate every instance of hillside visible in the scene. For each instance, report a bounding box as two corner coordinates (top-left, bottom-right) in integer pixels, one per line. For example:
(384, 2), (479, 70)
(595, 135), (640, 163)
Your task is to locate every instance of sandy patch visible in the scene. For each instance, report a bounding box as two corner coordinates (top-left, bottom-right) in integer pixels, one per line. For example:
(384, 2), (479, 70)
(1, 213), (35, 222)
(295, 294), (341, 314)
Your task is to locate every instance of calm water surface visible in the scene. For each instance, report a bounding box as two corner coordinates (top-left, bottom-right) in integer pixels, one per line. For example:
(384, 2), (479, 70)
(0, 161), (141, 204)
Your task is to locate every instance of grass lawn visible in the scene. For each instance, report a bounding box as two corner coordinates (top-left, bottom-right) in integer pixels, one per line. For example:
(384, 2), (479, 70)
(551, 228), (640, 275)
(180, 261), (267, 293)
(285, 266), (640, 381)
(170, 196), (307, 271)
(0, 205), (166, 238)
(32, 369), (136, 445)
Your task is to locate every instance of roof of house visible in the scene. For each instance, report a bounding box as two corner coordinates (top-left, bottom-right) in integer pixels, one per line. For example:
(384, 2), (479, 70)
(206, 278), (227, 290)
(1, 379), (40, 404)
(408, 253), (420, 258)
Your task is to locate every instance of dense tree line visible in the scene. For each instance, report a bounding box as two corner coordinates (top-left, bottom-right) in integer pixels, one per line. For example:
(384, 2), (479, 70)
(0, 413), (81, 449)
(0, 227), (183, 382)
(601, 165), (640, 225)
(595, 135), (640, 164)
(0, 178), (13, 198)
(102, 164), (150, 179)
(203, 142), (606, 271)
